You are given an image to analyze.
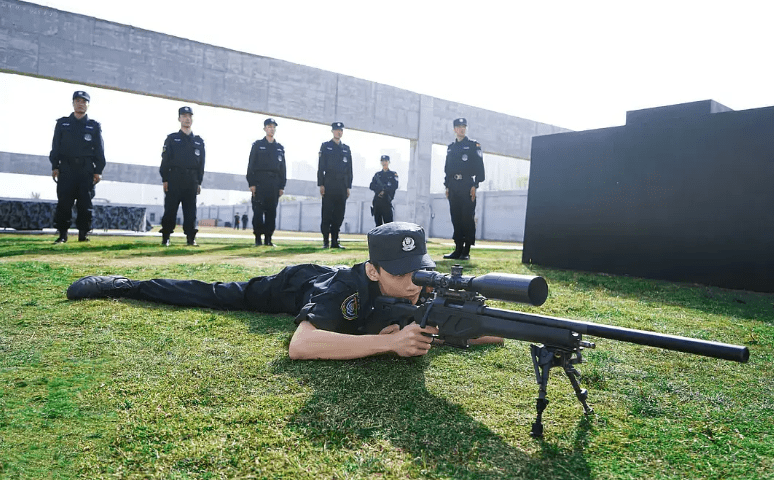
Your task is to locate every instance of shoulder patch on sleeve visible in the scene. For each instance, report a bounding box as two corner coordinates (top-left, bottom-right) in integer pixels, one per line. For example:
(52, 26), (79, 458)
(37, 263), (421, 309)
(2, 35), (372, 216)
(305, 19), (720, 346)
(341, 293), (359, 321)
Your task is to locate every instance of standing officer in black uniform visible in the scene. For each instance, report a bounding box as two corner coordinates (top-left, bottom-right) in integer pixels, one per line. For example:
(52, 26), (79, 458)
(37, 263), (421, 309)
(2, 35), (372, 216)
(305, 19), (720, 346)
(159, 106), (205, 247)
(317, 122), (353, 249)
(246, 118), (286, 247)
(443, 118), (485, 260)
(49, 90), (106, 243)
(369, 155), (398, 226)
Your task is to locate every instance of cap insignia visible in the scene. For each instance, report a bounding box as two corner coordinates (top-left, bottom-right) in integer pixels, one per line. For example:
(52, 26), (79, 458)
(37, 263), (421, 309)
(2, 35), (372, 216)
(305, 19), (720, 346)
(402, 236), (416, 252)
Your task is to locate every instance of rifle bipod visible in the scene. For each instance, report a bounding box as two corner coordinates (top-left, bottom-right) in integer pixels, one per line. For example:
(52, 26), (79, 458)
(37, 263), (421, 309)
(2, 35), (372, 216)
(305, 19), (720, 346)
(529, 342), (595, 437)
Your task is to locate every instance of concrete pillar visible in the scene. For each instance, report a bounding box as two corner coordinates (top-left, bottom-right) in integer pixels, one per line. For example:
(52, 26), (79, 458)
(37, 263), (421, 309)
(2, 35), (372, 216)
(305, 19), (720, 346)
(406, 95), (434, 230)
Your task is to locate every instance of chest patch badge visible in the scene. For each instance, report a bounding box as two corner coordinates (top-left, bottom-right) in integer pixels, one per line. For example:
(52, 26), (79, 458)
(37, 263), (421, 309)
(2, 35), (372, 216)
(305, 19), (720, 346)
(83, 133), (92, 142)
(194, 149), (201, 156)
(343, 157), (348, 163)
(341, 293), (359, 321)
(402, 236), (416, 251)
(462, 154), (468, 161)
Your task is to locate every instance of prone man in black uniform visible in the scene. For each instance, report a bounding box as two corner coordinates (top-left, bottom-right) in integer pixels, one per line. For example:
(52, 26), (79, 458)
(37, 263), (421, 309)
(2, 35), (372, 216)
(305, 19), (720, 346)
(369, 155), (398, 226)
(159, 106), (205, 247)
(443, 117), (485, 261)
(247, 118), (286, 247)
(317, 122), (353, 249)
(66, 222), (502, 359)
(49, 90), (106, 243)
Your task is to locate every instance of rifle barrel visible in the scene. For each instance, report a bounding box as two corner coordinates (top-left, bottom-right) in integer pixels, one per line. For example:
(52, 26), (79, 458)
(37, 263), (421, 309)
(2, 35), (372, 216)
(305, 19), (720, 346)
(479, 306), (749, 363)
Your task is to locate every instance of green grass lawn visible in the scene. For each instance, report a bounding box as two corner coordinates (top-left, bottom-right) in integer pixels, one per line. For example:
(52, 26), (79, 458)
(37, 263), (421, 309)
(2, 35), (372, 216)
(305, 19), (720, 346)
(1, 233), (772, 479)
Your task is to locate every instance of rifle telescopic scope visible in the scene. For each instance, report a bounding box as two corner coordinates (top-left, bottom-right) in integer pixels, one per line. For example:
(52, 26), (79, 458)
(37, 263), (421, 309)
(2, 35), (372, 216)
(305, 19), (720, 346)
(412, 269), (548, 306)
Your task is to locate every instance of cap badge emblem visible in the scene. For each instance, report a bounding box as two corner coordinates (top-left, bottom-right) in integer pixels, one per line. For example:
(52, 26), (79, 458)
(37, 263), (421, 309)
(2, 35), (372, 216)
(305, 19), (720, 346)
(402, 236), (416, 252)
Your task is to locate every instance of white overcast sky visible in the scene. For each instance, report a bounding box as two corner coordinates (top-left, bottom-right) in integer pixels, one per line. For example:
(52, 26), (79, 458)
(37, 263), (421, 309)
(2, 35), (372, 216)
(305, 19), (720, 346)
(1, 0), (772, 202)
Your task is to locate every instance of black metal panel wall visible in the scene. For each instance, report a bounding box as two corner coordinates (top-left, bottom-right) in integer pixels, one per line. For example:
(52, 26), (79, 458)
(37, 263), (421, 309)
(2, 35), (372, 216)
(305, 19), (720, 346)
(522, 102), (774, 292)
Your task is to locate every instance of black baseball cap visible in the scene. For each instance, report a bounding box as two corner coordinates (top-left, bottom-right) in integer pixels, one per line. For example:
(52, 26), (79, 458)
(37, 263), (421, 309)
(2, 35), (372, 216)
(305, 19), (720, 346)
(73, 91), (90, 102)
(380, 155), (390, 162)
(179, 106), (193, 116)
(331, 122), (345, 130)
(453, 117), (467, 127)
(264, 118), (278, 126)
(368, 222), (435, 276)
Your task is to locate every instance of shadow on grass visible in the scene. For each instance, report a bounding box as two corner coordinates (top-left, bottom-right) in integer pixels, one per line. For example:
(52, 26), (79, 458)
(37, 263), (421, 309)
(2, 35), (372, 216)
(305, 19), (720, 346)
(271, 354), (595, 479)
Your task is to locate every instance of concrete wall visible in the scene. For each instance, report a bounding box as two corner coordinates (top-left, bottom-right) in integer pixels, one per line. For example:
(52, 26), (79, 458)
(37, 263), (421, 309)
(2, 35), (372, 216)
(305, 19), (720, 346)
(138, 189), (530, 241)
(6, 150), (530, 240)
(0, 0), (568, 229)
(523, 101), (774, 293)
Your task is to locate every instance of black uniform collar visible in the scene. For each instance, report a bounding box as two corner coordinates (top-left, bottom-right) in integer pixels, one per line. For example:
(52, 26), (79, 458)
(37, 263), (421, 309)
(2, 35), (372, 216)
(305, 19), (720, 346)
(455, 136), (468, 143)
(70, 113), (88, 123)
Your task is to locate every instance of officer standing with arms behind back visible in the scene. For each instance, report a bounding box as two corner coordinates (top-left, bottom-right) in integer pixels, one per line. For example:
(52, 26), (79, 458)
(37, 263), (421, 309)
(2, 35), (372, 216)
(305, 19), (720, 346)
(159, 106), (205, 247)
(49, 90), (106, 244)
(246, 118), (286, 247)
(369, 155), (398, 226)
(443, 117), (485, 260)
(317, 122), (353, 249)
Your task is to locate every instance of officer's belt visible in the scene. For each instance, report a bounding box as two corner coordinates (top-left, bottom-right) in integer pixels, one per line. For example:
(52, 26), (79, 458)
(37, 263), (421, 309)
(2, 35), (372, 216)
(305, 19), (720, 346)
(61, 156), (91, 166)
(170, 166), (198, 171)
(452, 174), (472, 181)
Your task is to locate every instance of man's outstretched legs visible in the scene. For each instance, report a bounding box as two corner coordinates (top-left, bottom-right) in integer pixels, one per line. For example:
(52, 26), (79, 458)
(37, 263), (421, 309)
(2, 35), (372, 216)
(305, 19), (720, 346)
(66, 264), (336, 313)
(67, 275), (251, 310)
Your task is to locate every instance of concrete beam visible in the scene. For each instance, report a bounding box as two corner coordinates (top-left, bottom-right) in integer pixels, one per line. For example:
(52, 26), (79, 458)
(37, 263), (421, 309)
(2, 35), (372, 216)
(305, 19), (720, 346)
(0, 0), (569, 160)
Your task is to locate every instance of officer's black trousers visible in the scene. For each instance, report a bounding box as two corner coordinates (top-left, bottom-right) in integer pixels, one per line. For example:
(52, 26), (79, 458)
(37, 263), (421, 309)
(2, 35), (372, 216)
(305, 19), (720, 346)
(448, 188), (477, 245)
(161, 182), (198, 237)
(372, 198), (393, 226)
(120, 264), (334, 315)
(252, 184), (280, 237)
(321, 192), (347, 236)
(54, 167), (94, 233)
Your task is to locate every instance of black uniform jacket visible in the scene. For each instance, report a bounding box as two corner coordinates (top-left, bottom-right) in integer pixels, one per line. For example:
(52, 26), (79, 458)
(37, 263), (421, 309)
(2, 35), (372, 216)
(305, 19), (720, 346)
(444, 136), (485, 190)
(160, 130), (205, 185)
(317, 140), (353, 193)
(49, 113), (106, 174)
(369, 170), (399, 201)
(246, 137), (287, 189)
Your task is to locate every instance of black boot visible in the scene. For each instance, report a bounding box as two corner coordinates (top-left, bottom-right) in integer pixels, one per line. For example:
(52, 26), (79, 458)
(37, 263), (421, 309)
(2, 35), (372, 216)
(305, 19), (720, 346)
(67, 275), (136, 300)
(54, 231), (68, 244)
(78, 231), (90, 242)
(459, 242), (471, 261)
(322, 234), (330, 249)
(443, 241), (463, 259)
(264, 234), (274, 247)
(254, 235), (262, 247)
(161, 234), (170, 246)
(187, 235), (198, 247)
(331, 233), (345, 249)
